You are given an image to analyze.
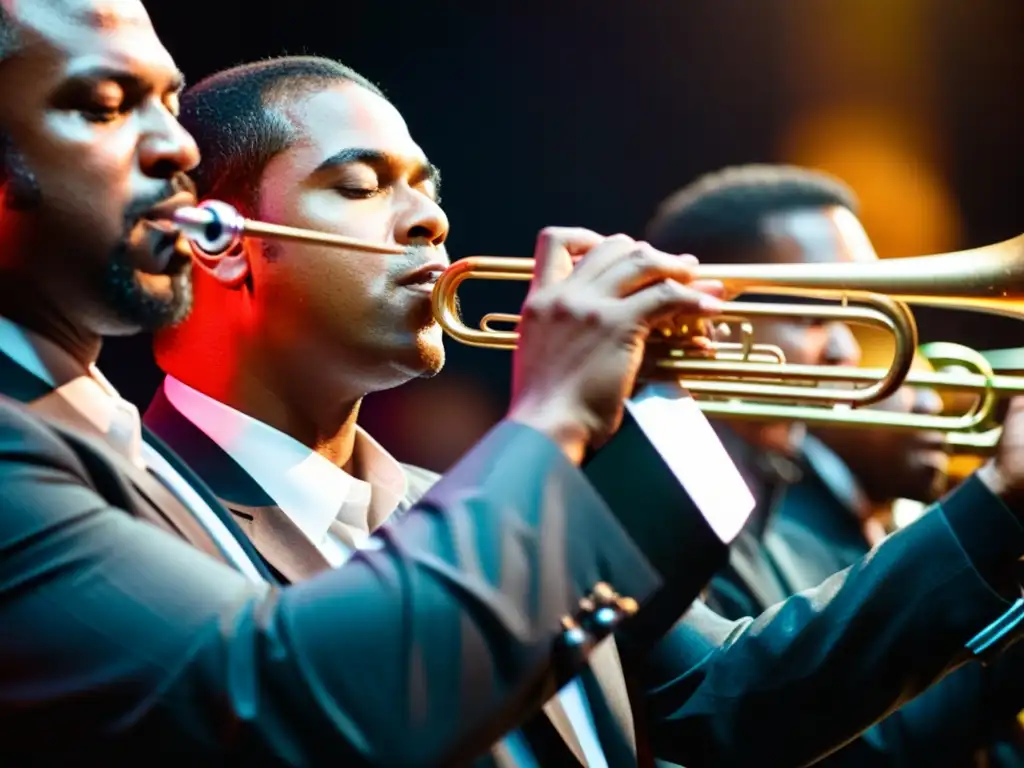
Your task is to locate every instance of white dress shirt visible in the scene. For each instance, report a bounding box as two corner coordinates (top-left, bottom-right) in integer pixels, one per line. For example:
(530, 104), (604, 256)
(0, 316), (264, 584)
(163, 376), (610, 767)
(162, 375), (409, 565)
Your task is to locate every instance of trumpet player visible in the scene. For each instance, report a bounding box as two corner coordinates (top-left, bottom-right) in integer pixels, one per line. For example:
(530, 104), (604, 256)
(646, 162), (1024, 766)
(0, 4), (737, 764)
(144, 56), (1024, 767)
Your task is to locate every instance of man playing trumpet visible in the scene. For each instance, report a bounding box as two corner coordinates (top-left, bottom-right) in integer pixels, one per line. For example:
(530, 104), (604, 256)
(146, 56), (1024, 766)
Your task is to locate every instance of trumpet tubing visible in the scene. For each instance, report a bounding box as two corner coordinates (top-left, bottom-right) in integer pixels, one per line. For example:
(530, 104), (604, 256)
(946, 427), (1002, 456)
(671, 341), (1024, 435)
(431, 256), (920, 408)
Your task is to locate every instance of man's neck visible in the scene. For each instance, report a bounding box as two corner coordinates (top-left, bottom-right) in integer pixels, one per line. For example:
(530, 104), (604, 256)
(0, 283), (101, 371)
(171, 368), (365, 473)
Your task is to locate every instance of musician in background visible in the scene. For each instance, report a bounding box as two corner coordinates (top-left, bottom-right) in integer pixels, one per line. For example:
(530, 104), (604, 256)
(798, 380), (1024, 766)
(145, 58), (1024, 766)
(646, 163), (1024, 766)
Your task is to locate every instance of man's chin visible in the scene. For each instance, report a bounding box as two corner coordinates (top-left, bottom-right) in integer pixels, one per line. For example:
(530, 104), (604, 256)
(105, 266), (193, 332)
(416, 337), (445, 378)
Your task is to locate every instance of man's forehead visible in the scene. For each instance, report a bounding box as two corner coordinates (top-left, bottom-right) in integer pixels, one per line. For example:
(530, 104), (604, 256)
(7, 0), (151, 32)
(4, 0), (178, 83)
(284, 84), (429, 169)
(763, 206), (876, 265)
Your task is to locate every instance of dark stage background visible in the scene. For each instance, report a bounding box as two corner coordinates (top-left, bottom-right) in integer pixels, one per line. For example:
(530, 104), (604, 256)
(102, 0), (1024, 472)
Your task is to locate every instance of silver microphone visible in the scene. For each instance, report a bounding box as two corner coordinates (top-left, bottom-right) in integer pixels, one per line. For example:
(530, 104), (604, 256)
(173, 200), (245, 256)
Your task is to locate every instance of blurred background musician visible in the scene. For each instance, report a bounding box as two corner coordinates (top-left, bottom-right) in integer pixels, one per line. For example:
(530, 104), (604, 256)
(646, 162), (1024, 766)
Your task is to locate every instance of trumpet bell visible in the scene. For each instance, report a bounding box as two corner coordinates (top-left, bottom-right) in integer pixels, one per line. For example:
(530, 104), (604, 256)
(696, 233), (1024, 319)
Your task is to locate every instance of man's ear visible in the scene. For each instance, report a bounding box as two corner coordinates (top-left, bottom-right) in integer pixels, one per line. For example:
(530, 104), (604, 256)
(189, 236), (253, 288)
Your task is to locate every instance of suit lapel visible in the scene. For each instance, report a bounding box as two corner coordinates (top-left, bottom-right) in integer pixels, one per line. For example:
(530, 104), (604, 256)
(0, 350), (274, 576)
(531, 637), (640, 767)
(542, 696), (589, 765)
(26, 387), (226, 561)
(0, 351), (203, 552)
(142, 424), (274, 582)
(144, 385), (327, 583)
(225, 500), (331, 582)
(0, 348), (52, 401)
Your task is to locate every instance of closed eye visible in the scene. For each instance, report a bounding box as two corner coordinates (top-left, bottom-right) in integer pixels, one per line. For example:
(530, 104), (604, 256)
(335, 186), (382, 200)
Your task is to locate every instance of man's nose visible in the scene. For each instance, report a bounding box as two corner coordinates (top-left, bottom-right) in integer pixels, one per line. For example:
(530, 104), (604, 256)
(823, 322), (861, 367)
(396, 194), (449, 249)
(139, 112), (201, 179)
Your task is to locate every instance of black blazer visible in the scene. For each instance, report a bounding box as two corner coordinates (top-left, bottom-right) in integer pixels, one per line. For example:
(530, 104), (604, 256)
(145, 383), (664, 767)
(704, 425), (1024, 767)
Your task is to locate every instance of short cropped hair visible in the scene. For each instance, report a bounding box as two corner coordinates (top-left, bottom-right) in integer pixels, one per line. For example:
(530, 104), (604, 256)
(644, 164), (858, 263)
(179, 56), (386, 216)
(0, 5), (19, 180)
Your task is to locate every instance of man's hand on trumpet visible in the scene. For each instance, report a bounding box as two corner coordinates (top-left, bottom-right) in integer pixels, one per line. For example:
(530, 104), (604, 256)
(507, 229), (724, 463)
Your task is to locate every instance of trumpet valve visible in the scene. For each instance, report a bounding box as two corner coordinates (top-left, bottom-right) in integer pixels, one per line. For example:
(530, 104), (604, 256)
(652, 317), (719, 358)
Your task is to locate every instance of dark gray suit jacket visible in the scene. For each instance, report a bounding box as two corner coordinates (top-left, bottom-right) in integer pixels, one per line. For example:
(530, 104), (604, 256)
(141, 379), (1024, 767)
(0, 351), (668, 766)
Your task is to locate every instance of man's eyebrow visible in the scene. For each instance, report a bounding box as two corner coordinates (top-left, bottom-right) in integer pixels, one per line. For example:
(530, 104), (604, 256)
(64, 65), (186, 94)
(313, 148), (386, 174)
(426, 162), (442, 201)
(313, 148), (441, 196)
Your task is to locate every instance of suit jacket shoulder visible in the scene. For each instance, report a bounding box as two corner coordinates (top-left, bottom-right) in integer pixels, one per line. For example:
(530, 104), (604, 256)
(0, 393), (87, 477)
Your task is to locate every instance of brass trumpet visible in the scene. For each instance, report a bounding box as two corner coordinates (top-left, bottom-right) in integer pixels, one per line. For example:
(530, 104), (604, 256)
(172, 200), (1024, 428)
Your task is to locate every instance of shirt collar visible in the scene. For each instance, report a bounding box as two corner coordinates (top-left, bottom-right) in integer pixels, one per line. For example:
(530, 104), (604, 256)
(800, 433), (871, 520)
(162, 376), (408, 547)
(0, 315), (143, 465)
